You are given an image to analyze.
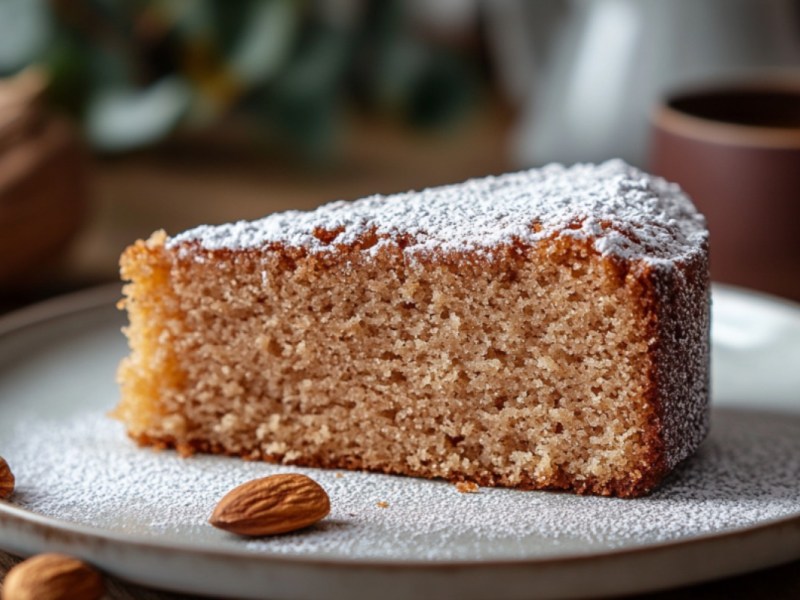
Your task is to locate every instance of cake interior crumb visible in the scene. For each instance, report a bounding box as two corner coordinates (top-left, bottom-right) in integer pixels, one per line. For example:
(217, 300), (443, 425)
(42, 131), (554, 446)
(116, 233), (657, 495)
(456, 482), (480, 494)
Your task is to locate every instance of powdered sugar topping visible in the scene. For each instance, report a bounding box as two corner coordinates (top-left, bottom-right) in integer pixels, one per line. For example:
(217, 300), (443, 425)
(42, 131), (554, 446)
(168, 160), (707, 264)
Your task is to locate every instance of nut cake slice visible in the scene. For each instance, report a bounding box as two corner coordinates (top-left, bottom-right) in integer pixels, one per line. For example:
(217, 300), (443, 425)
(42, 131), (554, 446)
(115, 160), (710, 497)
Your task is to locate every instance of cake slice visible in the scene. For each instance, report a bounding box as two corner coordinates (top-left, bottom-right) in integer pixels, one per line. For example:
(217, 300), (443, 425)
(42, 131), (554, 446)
(115, 160), (710, 497)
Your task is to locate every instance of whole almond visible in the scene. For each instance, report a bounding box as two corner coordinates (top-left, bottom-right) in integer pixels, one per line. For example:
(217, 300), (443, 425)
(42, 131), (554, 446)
(2, 553), (104, 600)
(210, 473), (330, 536)
(0, 456), (13, 499)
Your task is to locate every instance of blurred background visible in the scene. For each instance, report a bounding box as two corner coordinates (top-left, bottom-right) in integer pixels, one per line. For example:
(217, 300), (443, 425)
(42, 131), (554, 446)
(1, 0), (800, 312)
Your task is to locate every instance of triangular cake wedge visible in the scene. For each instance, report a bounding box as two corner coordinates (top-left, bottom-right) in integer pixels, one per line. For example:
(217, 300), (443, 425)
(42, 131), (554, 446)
(115, 160), (710, 497)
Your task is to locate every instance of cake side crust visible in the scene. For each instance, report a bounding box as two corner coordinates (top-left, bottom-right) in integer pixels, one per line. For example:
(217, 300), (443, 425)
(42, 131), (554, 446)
(643, 245), (711, 476)
(114, 231), (187, 436)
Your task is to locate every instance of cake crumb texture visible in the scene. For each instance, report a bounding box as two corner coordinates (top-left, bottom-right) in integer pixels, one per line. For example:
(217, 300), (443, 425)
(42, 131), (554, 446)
(115, 161), (710, 498)
(456, 482), (480, 494)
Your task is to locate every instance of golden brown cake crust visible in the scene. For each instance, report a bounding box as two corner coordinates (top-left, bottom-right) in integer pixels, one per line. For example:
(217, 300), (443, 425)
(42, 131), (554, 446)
(116, 162), (710, 498)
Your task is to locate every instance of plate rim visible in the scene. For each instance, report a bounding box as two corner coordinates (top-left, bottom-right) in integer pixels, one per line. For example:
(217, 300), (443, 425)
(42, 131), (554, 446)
(2, 492), (800, 569)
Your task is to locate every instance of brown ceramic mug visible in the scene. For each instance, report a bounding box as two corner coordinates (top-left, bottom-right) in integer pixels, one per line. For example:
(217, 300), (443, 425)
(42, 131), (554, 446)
(650, 78), (800, 301)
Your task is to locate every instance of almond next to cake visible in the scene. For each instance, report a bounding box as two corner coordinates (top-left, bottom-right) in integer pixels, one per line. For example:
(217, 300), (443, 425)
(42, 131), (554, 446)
(114, 160), (710, 497)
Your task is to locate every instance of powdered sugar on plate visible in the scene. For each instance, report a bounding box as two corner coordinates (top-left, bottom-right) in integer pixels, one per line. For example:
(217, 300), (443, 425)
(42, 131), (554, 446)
(168, 160), (707, 266)
(5, 407), (799, 562)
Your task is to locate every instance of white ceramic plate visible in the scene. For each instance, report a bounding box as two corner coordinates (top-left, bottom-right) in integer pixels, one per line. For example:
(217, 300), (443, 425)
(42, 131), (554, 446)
(1, 284), (799, 600)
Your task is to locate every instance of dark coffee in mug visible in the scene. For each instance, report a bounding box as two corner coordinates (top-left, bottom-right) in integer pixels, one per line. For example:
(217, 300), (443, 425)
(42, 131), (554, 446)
(669, 89), (800, 128)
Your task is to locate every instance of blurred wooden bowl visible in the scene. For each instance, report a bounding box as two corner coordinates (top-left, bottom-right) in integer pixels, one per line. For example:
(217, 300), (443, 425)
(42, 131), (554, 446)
(0, 71), (88, 289)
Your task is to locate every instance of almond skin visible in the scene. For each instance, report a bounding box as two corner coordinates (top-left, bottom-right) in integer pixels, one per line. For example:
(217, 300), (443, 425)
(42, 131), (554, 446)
(0, 456), (13, 500)
(209, 473), (330, 536)
(2, 553), (104, 600)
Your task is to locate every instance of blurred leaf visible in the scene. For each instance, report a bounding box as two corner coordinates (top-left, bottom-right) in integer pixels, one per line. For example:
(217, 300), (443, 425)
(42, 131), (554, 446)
(158, 0), (216, 35)
(43, 31), (93, 117)
(407, 49), (477, 128)
(275, 25), (351, 95)
(247, 25), (352, 161)
(0, 0), (51, 75)
(360, 0), (404, 46)
(5, 0), (482, 157)
(227, 0), (298, 87)
(181, 36), (241, 120)
(89, 44), (137, 88)
(371, 36), (425, 112)
(353, 0), (480, 128)
(86, 75), (190, 151)
(86, 0), (137, 38)
(266, 88), (340, 163)
(208, 0), (256, 53)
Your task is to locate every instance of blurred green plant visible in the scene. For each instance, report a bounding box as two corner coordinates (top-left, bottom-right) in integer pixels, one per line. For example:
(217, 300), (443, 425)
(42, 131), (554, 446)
(0, 0), (481, 158)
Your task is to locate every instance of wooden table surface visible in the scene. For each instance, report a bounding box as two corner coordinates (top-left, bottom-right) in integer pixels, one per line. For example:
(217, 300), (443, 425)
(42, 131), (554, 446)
(1, 110), (799, 599)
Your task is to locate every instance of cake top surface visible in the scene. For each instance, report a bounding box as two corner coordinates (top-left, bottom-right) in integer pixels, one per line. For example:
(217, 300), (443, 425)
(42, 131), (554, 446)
(169, 160), (707, 265)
